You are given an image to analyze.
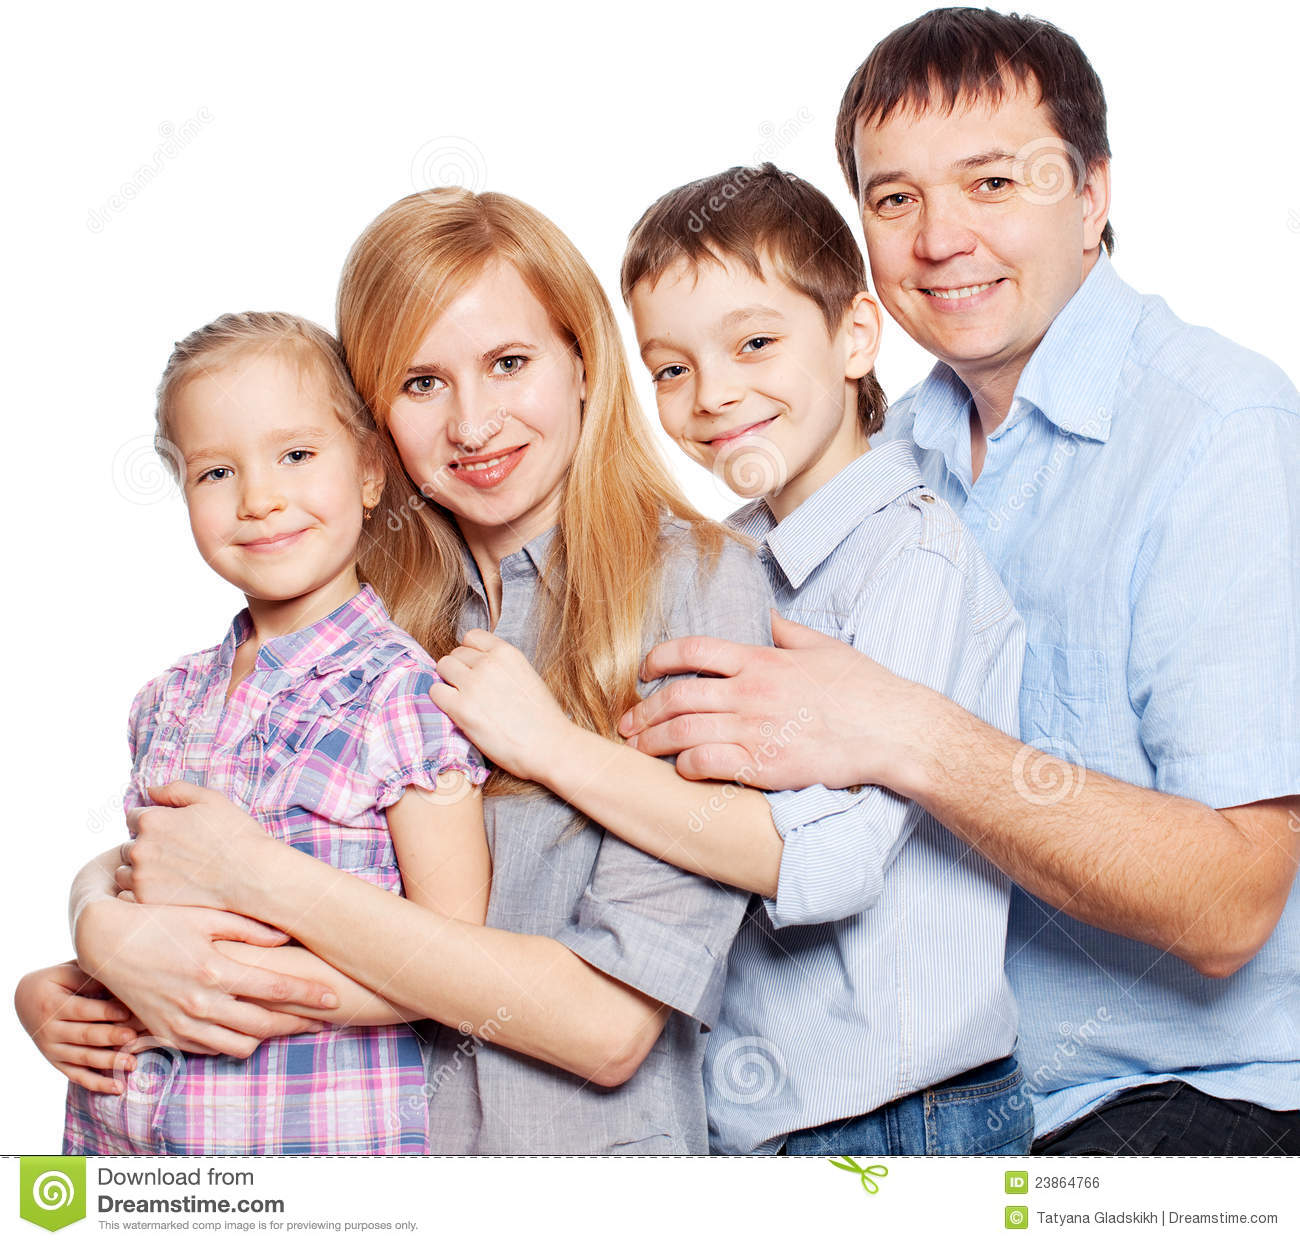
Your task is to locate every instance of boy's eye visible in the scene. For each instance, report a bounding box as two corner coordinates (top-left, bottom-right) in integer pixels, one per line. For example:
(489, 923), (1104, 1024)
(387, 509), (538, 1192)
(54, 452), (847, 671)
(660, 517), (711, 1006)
(491, 355), (526, 376)
(283, 448), (314, 465)
(740, 336), (774, 354)
(403, 375), (444, 396)
(651, 363), (689, 384)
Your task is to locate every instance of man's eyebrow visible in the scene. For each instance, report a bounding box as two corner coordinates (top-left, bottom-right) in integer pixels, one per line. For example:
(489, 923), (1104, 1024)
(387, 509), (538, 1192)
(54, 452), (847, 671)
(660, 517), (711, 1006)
(861, 150), (1018, 200)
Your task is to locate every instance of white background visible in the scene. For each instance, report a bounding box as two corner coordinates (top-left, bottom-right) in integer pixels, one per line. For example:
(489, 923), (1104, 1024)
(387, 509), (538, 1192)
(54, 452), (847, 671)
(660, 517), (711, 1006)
(3, 0), (1298, 1159)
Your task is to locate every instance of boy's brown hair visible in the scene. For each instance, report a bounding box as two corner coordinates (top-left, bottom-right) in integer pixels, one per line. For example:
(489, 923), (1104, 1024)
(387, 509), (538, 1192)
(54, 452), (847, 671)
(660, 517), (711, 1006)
(621, 162), (888, 437)
(835, 7), (1114, 253)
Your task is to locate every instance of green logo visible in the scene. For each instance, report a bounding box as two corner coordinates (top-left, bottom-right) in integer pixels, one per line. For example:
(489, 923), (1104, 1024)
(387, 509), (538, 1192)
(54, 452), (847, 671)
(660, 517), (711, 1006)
(1005, 1170), (1028, 1194)
(828, 1156), (889, 1194)
(19, 1157), (86, 1233)
(1005, 1205), (1029, 1230)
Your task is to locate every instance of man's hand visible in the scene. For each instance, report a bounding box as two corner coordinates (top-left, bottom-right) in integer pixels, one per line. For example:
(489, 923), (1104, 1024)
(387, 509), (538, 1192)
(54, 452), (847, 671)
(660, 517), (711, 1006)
(618, 611), (929, 792)
(73, 898), (336, 1059)
(118, 782), (270, 911)
(15, 961), (141, 1094)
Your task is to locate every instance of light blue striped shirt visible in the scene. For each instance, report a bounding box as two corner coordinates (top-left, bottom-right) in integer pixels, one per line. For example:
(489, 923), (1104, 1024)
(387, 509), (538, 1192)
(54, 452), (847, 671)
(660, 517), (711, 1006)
(878, 252), (1300, 1137)
(704, 441), (1025, 1154)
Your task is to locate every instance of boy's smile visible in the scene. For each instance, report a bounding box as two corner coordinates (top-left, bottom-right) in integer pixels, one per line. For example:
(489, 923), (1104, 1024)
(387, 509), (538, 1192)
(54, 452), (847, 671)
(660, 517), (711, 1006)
(630, 255), (880, 520)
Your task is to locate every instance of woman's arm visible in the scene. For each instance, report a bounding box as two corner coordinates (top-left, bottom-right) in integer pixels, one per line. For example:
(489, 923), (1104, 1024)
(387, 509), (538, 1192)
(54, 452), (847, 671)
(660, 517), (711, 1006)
(230, 781), (492, 1027)
(120, 784), (669, 1086)
(432, 630), (784, 896)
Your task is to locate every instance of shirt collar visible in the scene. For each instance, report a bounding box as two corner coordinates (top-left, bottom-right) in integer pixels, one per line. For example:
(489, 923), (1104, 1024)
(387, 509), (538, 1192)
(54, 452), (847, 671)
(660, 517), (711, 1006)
(219, 583), (391, 676)
(463, 524), (560, 595)
(910, 252), (1142, 468)
(734, 442), (924, 590)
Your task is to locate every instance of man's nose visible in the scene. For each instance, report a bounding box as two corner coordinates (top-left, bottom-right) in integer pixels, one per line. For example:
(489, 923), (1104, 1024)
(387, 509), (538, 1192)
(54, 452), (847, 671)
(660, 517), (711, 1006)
(913, 195), (978, 263)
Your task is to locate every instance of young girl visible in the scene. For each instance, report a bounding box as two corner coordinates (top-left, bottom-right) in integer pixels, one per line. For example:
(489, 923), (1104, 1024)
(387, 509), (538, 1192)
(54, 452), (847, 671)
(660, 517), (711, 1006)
(60, 312), (489, 1155)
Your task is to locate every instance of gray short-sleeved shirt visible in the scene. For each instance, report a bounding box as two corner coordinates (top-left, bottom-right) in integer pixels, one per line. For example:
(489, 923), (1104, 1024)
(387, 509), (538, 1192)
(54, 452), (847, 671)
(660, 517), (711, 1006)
(425, 518), (774, 1154)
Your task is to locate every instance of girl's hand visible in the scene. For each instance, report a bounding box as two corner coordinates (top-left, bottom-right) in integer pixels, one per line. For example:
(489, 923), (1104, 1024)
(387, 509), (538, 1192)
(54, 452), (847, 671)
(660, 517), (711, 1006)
(14, 961), (142, 1094)
(431, 630), (575, 783)
(118, 782), (270, 911)
(74, 898), (336, 1059)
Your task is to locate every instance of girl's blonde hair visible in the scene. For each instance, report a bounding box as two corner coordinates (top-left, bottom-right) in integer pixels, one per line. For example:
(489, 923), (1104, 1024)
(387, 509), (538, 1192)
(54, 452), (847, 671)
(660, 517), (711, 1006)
(337, 189), (728, 779)
(154, 310), (394, 583)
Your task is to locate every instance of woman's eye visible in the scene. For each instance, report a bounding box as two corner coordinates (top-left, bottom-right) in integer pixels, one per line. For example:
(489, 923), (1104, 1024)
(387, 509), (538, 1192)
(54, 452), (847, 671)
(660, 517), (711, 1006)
(651, 364), (688, 384)
(492, 355), (526, 376)
(283, 448), (314, 465)
(740, 336), (774, 354)
(403, 375), (444, 396)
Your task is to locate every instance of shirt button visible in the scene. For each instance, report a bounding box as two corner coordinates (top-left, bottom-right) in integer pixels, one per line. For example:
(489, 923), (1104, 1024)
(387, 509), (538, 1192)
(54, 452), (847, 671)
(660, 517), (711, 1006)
(919, 493), (935, 503)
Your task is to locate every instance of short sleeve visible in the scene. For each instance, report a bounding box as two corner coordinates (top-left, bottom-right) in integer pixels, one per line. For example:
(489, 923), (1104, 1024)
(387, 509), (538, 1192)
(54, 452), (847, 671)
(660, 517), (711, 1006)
(556, 530), (775, 1026)
(1129, 406), (1300, 808)
(364, 664), (490, 811)
(762, 537), (1023, 927)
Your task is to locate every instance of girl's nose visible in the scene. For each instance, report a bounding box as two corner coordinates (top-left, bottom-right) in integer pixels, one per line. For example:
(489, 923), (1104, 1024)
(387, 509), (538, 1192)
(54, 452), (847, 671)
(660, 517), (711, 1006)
(237, 475), (286, 521)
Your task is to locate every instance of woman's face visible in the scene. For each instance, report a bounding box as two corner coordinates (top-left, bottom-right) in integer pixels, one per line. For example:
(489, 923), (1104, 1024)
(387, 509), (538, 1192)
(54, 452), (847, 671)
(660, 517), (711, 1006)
(387, 260), (585, 566)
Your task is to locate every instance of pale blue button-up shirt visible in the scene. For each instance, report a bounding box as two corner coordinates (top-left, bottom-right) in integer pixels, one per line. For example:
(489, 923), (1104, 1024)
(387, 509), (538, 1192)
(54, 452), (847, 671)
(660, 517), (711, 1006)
(878, 252), (1300, 1136)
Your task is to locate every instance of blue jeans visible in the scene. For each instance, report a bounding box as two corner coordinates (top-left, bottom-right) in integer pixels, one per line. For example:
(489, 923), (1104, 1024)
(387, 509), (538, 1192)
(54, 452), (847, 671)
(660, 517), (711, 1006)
(781, 1054), (1034, 1156)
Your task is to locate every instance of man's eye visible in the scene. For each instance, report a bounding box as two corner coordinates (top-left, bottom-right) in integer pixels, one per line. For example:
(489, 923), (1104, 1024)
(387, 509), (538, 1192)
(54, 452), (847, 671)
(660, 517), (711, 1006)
(981, 176), (1013, 192)
(651, 364), (688, 383)
(492, 355), (526, 375)
(876, 193), (912, 212)
(740, 336), (774, 354)
(403, 375), (443, 395)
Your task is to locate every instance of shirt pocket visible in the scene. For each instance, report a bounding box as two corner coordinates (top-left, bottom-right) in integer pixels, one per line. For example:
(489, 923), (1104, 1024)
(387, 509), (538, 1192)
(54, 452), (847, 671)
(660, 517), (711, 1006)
(1019, 639), (1106, 762)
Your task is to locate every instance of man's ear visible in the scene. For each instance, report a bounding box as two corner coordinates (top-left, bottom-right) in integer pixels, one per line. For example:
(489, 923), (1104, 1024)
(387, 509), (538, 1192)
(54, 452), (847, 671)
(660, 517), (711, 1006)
(1081, 159), (1112, 255)
(845, 291), (883, 381)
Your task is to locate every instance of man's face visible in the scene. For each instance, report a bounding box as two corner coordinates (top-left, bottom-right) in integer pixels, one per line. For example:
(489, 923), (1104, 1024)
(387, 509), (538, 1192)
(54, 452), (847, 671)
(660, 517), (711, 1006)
(852, 82), (1109, 408)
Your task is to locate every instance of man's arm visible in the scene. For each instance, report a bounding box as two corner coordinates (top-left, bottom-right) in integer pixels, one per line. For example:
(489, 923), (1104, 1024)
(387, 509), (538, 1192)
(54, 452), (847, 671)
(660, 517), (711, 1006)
(620, 613), (1300, 977)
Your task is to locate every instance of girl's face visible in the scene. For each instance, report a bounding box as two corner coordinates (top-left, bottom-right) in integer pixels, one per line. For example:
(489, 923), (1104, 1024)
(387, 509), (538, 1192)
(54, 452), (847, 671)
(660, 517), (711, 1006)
(387, 260), (585, 568)
(172, 353), (384, 628)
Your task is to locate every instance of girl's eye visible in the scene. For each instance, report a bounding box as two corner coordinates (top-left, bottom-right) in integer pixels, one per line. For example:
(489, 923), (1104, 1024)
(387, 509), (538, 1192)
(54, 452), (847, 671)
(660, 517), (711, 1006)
(283, 448), (314, 465)
(197, 466), (232, 483)
(403, 375), (444, 396)
(651, 363), (688, 384)
(491, 355), (526, 376)
(740, 336), (774, 354)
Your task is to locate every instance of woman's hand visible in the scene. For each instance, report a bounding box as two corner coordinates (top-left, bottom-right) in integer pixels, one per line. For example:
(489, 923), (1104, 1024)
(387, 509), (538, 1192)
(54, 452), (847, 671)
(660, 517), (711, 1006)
(118, 782), (271, 911)
(74, 897), (336, 1059)
(431, 630), (576, 783)
(15, 961), (142, 1094)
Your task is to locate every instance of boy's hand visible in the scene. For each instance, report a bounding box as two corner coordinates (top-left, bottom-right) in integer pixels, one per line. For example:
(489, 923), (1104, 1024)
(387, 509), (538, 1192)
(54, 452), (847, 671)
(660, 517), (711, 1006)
(431, 630), (574, 783)
(14, 961), (141, 1094)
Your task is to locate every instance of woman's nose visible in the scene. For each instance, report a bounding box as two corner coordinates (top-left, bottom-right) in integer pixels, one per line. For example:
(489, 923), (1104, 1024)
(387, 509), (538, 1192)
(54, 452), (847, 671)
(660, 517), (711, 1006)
(450, 388), (509, 451)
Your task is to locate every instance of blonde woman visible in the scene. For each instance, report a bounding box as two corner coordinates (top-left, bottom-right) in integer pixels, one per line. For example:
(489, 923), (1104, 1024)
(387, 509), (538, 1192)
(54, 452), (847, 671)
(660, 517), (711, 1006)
(21, 190), (776, 1154)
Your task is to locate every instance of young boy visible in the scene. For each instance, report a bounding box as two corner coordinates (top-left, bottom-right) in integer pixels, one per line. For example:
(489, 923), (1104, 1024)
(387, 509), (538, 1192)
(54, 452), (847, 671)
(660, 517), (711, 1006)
(618, 163), (1030, 1155)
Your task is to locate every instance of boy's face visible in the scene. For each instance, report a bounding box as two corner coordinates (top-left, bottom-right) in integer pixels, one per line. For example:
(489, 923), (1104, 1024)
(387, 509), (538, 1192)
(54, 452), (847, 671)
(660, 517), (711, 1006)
(851, 82), (1109, 405)
(630, 255), (878, 519)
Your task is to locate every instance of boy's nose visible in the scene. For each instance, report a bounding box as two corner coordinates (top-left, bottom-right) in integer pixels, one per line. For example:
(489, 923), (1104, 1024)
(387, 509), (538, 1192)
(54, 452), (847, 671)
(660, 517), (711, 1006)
(693, 366), (744, 418)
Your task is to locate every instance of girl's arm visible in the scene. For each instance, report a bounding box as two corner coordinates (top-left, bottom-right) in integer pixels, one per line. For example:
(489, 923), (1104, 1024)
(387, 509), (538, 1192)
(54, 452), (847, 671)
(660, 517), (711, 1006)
(117, 784), (669, 1086)
(432, 630), (784, 896)
(234, 780), (491, 1026)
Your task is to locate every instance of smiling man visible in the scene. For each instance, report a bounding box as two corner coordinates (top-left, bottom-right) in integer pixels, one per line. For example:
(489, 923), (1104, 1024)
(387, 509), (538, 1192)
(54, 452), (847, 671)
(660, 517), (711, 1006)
(619, 7), (1300, 1155)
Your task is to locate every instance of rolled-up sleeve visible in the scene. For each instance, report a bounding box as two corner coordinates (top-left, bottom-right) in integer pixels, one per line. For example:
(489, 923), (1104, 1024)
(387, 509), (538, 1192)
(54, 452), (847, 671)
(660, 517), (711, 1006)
(556, 530), (775, 1026)
(763, 538), (1023, 928)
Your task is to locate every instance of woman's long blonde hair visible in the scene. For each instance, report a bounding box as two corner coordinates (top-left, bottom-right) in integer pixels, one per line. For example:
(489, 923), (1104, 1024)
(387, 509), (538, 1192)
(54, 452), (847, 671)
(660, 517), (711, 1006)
(338, 188), (727, 777)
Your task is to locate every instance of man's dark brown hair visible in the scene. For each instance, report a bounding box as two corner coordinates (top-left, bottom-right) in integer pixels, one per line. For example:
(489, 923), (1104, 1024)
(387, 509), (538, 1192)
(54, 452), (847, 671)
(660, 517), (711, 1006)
(621, 162), (888, 437)
(835, 6), (1114, 253)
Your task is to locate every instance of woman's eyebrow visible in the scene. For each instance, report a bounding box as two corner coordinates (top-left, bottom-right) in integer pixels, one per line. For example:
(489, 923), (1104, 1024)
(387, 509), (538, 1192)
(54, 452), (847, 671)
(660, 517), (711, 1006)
(404, 341), (539, 375)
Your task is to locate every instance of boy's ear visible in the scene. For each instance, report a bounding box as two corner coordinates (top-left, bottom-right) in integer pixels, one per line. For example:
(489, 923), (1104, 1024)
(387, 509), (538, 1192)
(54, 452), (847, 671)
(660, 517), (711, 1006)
(844, 292), (882, 381)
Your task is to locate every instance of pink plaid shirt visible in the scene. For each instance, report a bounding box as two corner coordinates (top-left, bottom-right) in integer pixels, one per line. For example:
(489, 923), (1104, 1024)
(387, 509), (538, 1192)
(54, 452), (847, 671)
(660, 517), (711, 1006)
(64, 585), (487, 1155)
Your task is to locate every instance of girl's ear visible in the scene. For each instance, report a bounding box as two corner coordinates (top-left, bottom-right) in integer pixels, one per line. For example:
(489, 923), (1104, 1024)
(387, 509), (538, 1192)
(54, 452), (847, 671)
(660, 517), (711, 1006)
(360, 446), (386, 510)
(844, 291), (882, 381)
